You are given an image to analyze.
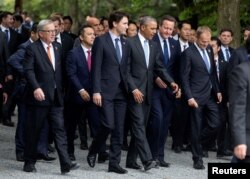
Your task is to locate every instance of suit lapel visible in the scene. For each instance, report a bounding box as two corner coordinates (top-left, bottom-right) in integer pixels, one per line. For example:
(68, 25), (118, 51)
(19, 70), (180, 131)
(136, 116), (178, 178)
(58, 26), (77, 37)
(120, 36), (127, 65)
(52, 42), (60, 71)
(134, 35), (147, 68)
(193, 46), (210, 73)
(77, 46), (89, 71)
(37, 40), (54, 70)
(105, 33), (119, 64)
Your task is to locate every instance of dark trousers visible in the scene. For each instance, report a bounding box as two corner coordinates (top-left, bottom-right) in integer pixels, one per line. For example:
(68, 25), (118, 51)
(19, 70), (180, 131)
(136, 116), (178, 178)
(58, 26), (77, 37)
(24, 104), (70, 167)
(190, 96), (221, 162)
(217, 102), (231, 153)
(15, 102), (48, 155)
(64, 101), (103, 155)
(89, 97), (127, 166)
(126, 98), (152, 164)
(147, 89), (174, 161)
(171, 97), (191, 147)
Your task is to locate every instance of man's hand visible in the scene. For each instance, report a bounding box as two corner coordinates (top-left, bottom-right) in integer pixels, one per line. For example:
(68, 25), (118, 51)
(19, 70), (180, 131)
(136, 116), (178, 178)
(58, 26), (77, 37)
(34, 88), (45, 101)
(2, 92), (8, 104)
(132, 89), (144, 104)
(93, 93), (102, 107)
(170, 82), (179, 93)
(217, 93), (222, 103)
(188, 98), (198, 108)
(175, 88), (181, 99)
(80, 90), (90, 102)
(234, 144), (247, 160)
(5, 75), (13, 82)
(155, 77), (167, 89)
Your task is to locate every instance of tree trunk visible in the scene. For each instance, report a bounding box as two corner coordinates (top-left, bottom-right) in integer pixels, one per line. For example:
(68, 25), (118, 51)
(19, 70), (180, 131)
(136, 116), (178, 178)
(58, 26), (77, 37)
(217, 0), (241, 47)
(69, 0), (79, 34)
(14, 0), (23, 13)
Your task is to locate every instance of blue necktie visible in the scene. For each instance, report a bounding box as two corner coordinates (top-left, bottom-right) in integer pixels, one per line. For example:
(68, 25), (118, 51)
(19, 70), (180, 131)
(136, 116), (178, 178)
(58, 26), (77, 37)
(115, 38), (121, 63)
(4, 29), (9, 43)
(225, 48), (230, 61)
(163, 39), (169, 66)
(143, 40), (149, 67)
(201, 49), (210, 72)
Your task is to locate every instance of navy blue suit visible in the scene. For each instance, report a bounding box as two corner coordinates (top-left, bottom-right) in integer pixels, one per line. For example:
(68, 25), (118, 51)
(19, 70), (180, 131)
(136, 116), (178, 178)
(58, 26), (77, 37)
(180, 44), (221, 163)
(147, 34), (180, 161)
(65, 45), (101, 156)
(89, 32), (130, 167)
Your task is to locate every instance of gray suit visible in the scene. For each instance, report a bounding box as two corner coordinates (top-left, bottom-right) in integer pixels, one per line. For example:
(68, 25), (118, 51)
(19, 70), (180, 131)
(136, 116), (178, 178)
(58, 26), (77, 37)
(229, 60), (250, 157)
(126, 34), (174, 165)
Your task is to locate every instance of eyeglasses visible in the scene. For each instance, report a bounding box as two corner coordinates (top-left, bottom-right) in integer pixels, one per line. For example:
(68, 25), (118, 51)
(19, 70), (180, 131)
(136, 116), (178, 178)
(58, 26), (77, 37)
(40, 30), (56, 34)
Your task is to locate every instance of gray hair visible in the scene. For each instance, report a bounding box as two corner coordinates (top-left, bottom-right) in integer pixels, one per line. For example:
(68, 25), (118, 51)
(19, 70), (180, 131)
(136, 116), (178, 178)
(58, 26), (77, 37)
(37, 19), (54, 31)
(139, 16), (157, 27)
(196, 26), (212, 38)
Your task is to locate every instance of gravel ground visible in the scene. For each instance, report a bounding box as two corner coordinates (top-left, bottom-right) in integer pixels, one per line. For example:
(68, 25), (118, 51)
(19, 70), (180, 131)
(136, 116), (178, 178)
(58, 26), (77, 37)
(0, 115), (231, 179)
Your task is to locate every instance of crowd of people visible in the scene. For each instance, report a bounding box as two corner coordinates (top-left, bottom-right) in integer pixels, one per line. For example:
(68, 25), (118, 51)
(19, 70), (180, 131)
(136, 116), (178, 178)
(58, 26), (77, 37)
(0, 9), (250, 175)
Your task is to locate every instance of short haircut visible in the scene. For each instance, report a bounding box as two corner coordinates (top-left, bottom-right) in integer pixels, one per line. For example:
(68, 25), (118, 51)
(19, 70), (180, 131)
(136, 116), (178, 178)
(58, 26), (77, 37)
(100, 16), (108, 25)
(0, 11), (13, 20)
(49, 14), (62, 25)
(243, 25), (250, 32)
(79, 24), (93, 35)
(219, 28), (233, 36)
(13, 14), (23, 23)
(159, 15), (176, 26)
(139, 16), (156, 27)
(211, 36), (221, 47)
(196, 26), (212, 38)
(63, 15), (73, 24)
(108, 11), (129, 29)
(178, 20), (192, 29)
(31, 22), (38, 33)
(37, 19), (54, 31)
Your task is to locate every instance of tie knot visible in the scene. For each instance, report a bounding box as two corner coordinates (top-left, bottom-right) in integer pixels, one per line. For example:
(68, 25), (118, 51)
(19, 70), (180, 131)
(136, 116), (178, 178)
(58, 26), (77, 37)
(47, 45), (51, 50)
(115, 38), (119, 42)
(163, 39), (167, 43)
(5, 29), (8, 33)
(87, 50), (91, 54)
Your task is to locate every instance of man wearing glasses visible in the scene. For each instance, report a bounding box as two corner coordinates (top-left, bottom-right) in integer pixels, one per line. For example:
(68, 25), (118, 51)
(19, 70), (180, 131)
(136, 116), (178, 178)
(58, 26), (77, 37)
(22, 19), (79, 174)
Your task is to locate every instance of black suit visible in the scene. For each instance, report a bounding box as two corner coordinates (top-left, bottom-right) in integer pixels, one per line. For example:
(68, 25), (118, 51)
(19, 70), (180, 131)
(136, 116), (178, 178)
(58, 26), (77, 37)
(229, 60), (250, 162)
(126, 34), (174, 165)
(147, 34), (180, 161)
(228, 46), (248, 73)
(23, 39), (71, 169)
(0, 31), (9, 122)
(180, 44), (221, 163)
(89, 32), (130, 166)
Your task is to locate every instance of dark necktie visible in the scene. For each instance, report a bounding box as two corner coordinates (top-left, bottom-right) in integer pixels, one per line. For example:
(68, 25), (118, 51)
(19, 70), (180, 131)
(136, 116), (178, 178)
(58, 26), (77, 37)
(163, 39), (169, 66)
(4, 29), (9, 43)
(201, 49), (210, 72)
(183, 44), (187, 50)
(225, 48), (230, 61)
(87, 50), (91, 71)
(115, 38), (121, 63)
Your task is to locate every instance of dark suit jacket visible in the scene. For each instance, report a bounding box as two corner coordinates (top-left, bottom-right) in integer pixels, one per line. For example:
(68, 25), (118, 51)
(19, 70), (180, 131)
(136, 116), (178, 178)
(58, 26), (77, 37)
(66, 46), (91, 104)
(127, 35), (174, 102)
(23, 39), (63, 106)
(181, 44), (220, 105)
(228, 46), (248, 73)
(18, 25), (30, 44)
(218, 46), (234, 63)
(217, 57), (229, 103)
(0, 31), (9, 84)
(229, 61), (250, 156)
(92, 32), (129, 99)
(152, 35), (180, 79)
(0, 28), (21, 55)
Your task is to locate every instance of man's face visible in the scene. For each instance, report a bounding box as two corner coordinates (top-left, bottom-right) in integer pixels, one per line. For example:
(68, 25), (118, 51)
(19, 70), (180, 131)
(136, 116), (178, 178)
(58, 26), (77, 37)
(179, 23), (191, 41)
(159, 20), (175, 39)
(114, 17), (128, 36)
(89, 18), (100, 36)
(39, 23), (56, 44)
(63, 19), (72, 32)
(219, 31), (233, 46)
(53, 20), (60, 36)
(141, 21), (157, 40)
(196, 31), (211, 49)
(127, 23), (137, 37)
(2, 14), (14, 28)
(243, 30), (250, 41)
(209, 40), (220, 56)
(80, 27), (95, 47)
